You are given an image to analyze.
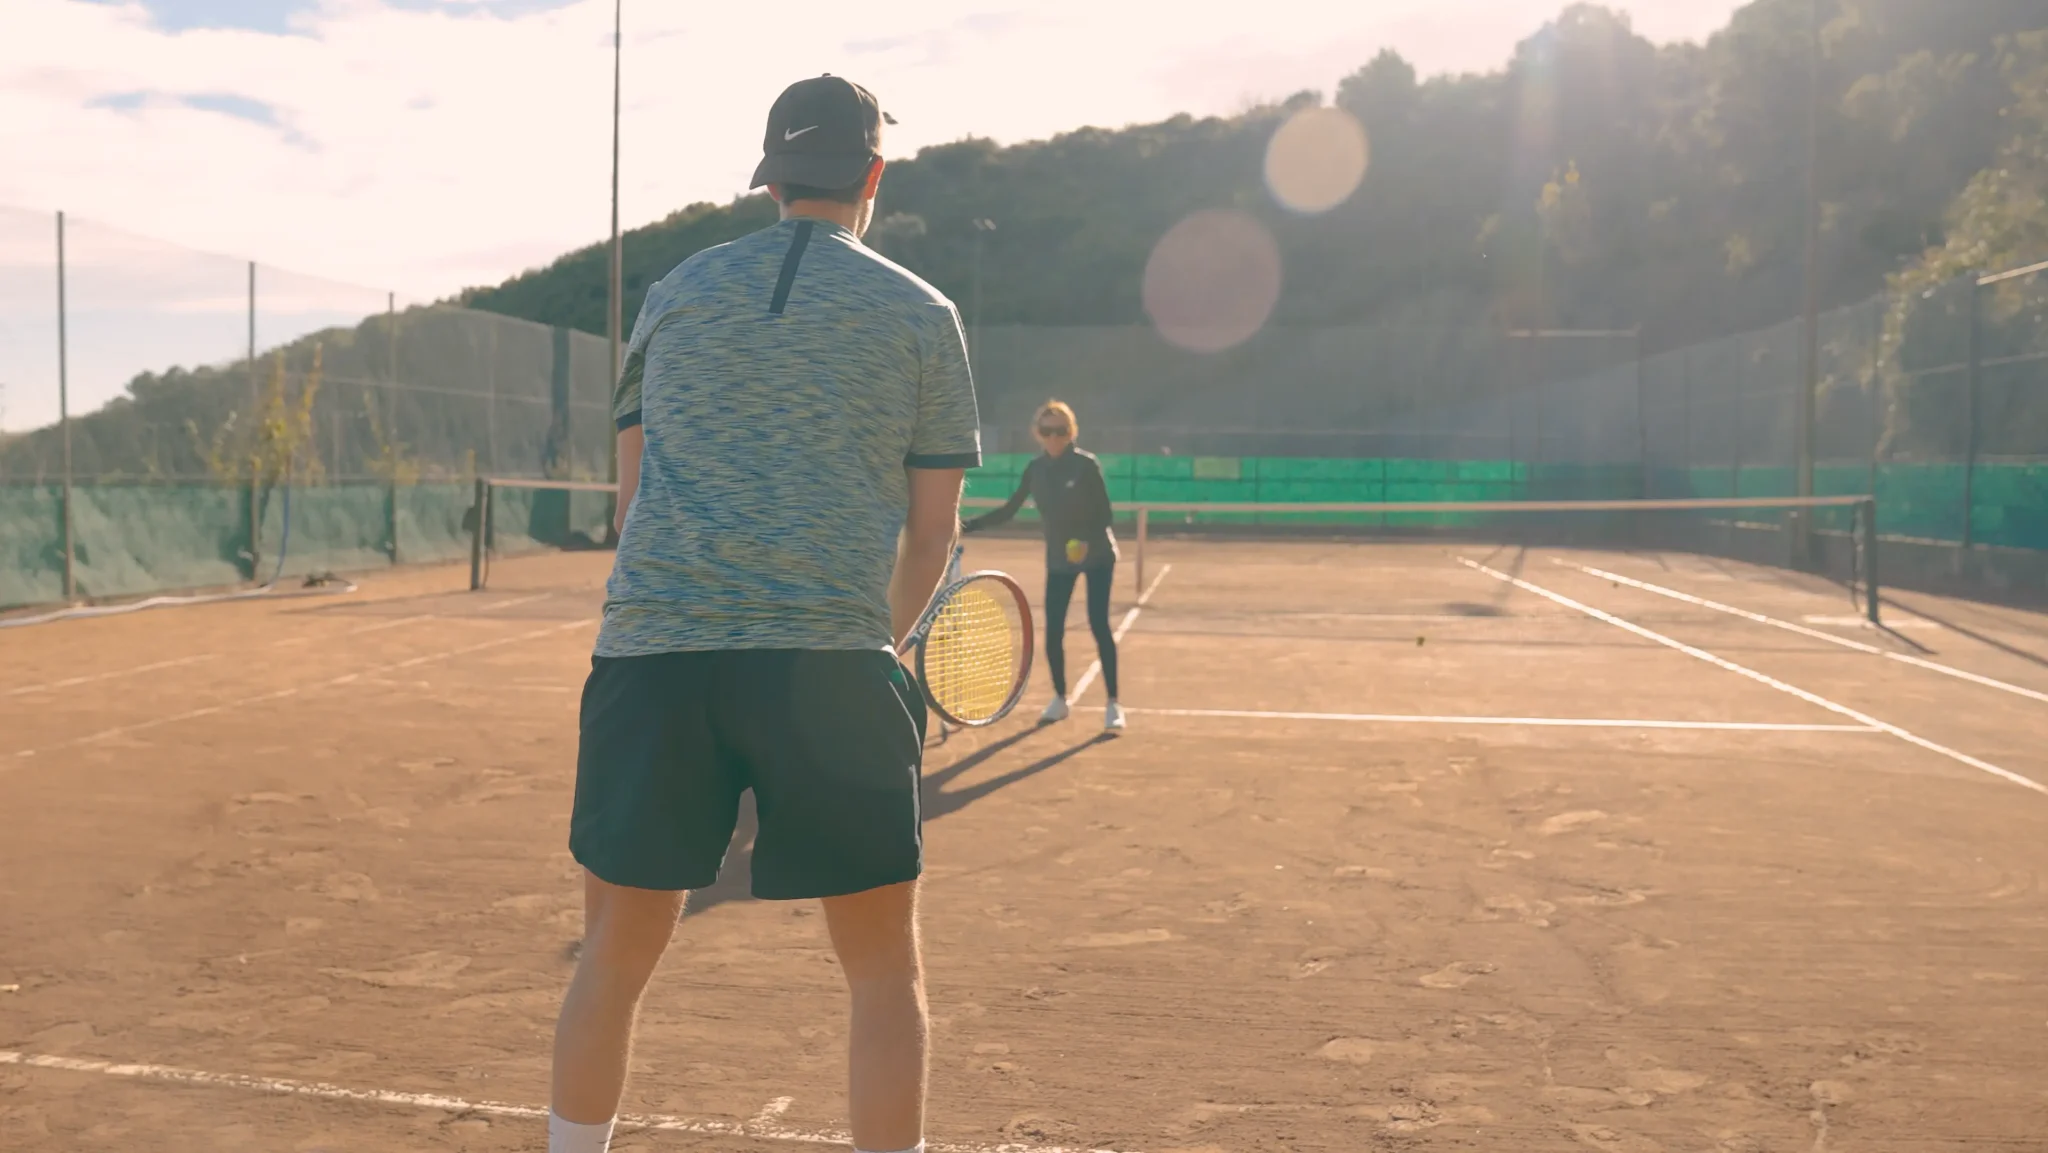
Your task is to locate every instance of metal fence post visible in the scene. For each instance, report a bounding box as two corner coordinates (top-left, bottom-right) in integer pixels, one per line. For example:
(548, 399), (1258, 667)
(56, 211), (75, 602)
(247, 475), (260, 579)
(1678, 348), (1692, 494)
(387, 479), (401, 565)
(469, 476), (490, 591)
(1634, 327), (1649, 498)
(1860, 496), (1881, 625)
(1961, 275), (1982, 549)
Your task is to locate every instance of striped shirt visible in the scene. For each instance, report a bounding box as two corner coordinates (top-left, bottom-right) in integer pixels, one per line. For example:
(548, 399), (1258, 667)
(597, 217), (982, 656)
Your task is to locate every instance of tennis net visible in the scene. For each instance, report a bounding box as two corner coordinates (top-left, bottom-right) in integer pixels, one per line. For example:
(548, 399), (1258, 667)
(470, 479), (1879, 623)
(966, 492), (1880, 623)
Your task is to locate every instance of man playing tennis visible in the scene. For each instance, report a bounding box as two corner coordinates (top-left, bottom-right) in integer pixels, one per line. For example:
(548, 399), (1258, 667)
(547, 75), (980, 1153)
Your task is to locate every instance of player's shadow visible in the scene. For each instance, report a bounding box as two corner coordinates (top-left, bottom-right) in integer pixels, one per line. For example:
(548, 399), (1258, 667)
(682, 728), (1109, 918)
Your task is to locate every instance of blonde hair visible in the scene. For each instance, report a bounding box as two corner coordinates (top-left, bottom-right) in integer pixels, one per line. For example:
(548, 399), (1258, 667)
(1035, 399), (1078, 438)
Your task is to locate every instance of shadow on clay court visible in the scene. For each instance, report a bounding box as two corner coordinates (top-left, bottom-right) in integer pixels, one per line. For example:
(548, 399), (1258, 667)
(1464, 542), (1530, 610)
(682, 728), (1114, 918)
(1882, 594), (2048, 668)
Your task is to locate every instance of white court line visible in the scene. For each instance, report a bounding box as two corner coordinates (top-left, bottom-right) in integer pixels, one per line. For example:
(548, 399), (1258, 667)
(1131, 708), (1877, 733)
(8, 613), (464, 697)
(474, 592), (552, 613)
(1068, 565), (1172, 704)
(1571, 563), (2048, 707)
(1461, 559), (2048, 796)
(0, 1050), (1137, 1153)
(9, 620), (593, 762)
(1804, 615), (1938, 630)
(272, 613), (436, 647)
(3, 654), (217, 698)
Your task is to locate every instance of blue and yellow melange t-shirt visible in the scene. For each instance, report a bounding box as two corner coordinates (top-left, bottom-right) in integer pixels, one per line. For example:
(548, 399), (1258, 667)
(597, 216), (982, 657)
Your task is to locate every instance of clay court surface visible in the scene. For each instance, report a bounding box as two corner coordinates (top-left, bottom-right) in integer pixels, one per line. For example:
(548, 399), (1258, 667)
(4, 536), (2047, 1152)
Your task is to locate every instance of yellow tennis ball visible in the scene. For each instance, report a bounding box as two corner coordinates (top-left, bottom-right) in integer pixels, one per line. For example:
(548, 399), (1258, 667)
(1065, 539), (1088, 564)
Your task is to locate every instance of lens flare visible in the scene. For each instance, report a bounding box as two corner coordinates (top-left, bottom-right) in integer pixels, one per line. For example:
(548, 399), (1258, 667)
(1263, 105), (1369, 215)
(1142, 210), (1282, 354)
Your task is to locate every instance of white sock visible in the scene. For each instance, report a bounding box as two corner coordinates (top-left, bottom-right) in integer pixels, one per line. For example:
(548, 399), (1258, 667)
(855, 1145), (924, 1153)
(549, 1111), (616, 1153)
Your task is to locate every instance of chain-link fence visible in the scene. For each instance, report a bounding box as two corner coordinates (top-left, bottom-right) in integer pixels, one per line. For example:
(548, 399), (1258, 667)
(0, 207), (612, 486)
(1379, 267), (2048, 551)
(3, 201), (2042, 608)
(969, 321), (1634, 460)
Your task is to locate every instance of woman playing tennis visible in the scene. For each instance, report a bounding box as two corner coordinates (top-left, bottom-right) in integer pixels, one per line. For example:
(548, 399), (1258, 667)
(963, 400), (1125, 731)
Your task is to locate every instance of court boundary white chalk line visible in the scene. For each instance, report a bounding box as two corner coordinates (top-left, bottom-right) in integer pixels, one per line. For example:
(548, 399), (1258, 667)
(1068, 565), (1172, 704)
(0, 1050), (1136, 1153)
(474, 592), (553, 613)
(1570, 562), (2048, 707)
(1131, 708), (1877, 733)
(1461, 559), (2048, 796)
(272, 613), (437, 646)
(3, 654), (218, 698)
(9, 620), (594, 761)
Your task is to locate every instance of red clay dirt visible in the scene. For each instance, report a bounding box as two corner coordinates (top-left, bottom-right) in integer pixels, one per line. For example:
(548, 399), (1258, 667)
(3, 538), (2046, 1151)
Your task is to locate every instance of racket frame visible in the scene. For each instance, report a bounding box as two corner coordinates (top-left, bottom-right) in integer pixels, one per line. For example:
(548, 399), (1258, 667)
(906, 549), (1034, 728)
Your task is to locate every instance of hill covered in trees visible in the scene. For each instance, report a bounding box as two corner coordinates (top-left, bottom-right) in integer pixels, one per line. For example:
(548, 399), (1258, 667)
(463, 1), (2048, 364)
(5, 0), (2044, 482)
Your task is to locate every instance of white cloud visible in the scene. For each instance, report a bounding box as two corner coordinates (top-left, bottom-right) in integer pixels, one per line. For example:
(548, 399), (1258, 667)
(0, 0), (1742, 429)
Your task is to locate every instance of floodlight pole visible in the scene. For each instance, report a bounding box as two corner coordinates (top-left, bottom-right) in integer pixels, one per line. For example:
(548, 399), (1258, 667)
(606, 0), (624, 541)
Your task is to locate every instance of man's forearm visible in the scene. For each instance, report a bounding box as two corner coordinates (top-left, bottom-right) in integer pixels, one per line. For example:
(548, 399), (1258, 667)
(890, 531), (955, 651)
(613, 427), (644, 536)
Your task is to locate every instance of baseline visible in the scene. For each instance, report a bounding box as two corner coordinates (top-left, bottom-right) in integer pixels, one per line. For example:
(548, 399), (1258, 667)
(0, 1050), (1136, 1153)
(1129, 708), (1878, 733)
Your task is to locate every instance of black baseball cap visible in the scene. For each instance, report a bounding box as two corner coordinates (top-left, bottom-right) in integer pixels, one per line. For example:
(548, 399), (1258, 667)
(750, 75), (886, 191)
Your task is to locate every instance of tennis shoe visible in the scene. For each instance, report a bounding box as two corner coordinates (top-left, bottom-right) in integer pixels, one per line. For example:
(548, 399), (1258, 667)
(1104, 701), (1126, 731)
(1040, 697), (1071, 724)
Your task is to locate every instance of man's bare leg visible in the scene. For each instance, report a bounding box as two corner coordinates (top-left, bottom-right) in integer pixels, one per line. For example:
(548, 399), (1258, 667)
(822, 880), (927, 1152)
(549, 872), (687, 1148)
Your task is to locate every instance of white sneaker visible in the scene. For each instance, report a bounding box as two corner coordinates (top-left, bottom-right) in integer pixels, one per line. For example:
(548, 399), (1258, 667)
(1104, 701), (1127, 731)
(1040, 697), (1071, 723)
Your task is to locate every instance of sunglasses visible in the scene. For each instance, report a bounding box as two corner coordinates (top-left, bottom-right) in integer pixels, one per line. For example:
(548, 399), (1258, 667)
(1036, 425), (1070, 436)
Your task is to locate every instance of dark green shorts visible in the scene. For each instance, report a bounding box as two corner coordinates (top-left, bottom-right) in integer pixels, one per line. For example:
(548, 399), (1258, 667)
(571, 649), (927, 899)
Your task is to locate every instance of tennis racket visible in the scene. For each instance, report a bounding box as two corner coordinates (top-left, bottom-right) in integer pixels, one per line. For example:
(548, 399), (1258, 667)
(904, 545), (1033, 728)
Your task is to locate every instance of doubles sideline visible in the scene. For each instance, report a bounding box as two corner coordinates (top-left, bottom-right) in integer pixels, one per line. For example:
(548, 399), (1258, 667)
(1461, 559), (2046, 796)
(1067, 565), (1173, 705)
(1568, 562), (2048, 707)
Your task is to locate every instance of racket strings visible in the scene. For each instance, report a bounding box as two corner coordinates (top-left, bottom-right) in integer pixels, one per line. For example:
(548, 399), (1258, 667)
(925, 583), (1020, 721)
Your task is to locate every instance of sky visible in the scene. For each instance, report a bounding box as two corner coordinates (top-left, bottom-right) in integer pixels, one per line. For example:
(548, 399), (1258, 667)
(0, 0), (1749, 429)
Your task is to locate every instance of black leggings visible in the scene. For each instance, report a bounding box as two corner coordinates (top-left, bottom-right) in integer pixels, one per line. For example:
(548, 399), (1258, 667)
(1045, 565), (1118, 699)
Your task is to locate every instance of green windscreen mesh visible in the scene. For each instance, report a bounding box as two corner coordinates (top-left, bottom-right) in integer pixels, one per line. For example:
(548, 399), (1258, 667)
(4, 458), (2043, 610)
(0, 480), (614, 608)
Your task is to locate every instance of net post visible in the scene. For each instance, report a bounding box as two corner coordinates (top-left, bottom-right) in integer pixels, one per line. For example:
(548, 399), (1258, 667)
(1135, 506), (1149, 598)
(1860, 496), (1881, 625)
(469, 477), (489, 591)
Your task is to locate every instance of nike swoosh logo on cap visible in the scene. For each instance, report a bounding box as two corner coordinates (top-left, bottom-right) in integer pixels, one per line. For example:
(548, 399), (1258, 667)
(784, 125), (819, 141)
